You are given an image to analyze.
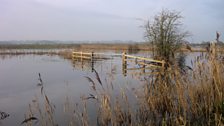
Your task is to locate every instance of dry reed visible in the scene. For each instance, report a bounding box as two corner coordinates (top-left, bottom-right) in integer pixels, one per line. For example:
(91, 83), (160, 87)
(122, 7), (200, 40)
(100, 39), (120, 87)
(24, 45), (224, 126)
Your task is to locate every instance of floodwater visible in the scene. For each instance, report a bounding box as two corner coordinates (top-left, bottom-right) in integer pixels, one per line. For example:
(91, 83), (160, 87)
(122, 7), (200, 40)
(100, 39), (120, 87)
(0, 51), (202, 125)
(0, 52), (144, 125)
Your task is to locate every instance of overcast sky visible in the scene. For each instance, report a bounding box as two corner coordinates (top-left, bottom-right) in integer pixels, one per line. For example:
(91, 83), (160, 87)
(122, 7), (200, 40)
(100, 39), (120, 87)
(0, 0), (223, 43)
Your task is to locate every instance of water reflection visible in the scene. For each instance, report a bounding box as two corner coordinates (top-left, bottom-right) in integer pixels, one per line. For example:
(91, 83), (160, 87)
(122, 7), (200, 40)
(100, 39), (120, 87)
(72, 59), (94, 72)
(0, 51), (204, 125)
(0, 54), (143, 125)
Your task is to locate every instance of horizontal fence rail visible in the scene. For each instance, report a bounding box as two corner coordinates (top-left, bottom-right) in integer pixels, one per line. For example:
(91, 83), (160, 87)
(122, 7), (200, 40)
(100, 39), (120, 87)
(72, 51), (165, 76)
(122, 52), (165, 67)
(122, 52), (165, 76)
(72, 52), (94, 60)
(72, 51), (122, 61)
(125, 54), (165, 64)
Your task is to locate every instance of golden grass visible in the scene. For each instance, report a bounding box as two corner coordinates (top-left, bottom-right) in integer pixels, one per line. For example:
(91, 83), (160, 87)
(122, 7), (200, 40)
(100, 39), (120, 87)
(24, 46), (224, 126)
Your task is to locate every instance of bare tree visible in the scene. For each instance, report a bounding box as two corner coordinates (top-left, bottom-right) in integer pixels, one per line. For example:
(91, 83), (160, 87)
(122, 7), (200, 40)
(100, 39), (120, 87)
(145, 9), (189, 64)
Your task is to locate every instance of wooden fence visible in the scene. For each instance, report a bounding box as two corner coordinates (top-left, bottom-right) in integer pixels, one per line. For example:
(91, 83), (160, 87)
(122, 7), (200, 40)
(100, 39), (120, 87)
(72, 52), (94, 61)
(122, 52), (165, 76)
(72, 51), (165, 76)
(72, 52), (94, 72)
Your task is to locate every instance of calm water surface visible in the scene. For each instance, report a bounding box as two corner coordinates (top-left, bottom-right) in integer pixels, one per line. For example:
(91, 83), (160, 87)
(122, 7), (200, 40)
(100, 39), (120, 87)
(0, 51), (202, 125)
(0, 53), (142, 125)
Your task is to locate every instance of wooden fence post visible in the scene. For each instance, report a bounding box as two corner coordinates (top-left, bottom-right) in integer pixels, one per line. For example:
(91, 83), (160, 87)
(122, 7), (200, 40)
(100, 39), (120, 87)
(161, 60), (165, 68)
(161, 60), (165, 74)
(73, 52), (76, 60)
(91, 52), (94, 72)
(142, 60), (145, 73)
(81, 51), (83, 61)
(122, 52), (127, 76)
(80, 51), (83, 69)
(72, 52), (74, 59)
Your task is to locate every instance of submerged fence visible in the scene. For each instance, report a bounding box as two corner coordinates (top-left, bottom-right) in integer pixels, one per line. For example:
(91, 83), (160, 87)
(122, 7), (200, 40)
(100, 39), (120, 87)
(121, 52), (165, 76)
(72, 51), (165, 76)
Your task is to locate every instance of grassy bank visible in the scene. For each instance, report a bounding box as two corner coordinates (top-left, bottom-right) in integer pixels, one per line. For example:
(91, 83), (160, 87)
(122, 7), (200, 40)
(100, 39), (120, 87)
(0, 43), (213, 52)
(0, 43), (148, 50)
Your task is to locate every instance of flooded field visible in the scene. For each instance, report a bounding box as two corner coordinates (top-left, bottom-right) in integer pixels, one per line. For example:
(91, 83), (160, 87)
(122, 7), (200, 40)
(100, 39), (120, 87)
(0, 51), (148, 125)
(0, 50), (212, 125)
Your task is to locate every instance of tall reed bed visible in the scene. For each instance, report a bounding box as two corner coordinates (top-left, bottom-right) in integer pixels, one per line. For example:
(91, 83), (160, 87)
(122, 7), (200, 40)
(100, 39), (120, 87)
(24, 48), (224, 126)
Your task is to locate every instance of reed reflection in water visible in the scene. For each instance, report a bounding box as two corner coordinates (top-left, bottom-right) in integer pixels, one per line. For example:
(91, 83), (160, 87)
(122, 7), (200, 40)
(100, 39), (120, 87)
(0, 54), (142, 125)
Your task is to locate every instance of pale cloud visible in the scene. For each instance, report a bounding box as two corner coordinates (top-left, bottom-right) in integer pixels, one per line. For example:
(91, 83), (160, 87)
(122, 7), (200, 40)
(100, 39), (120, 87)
(0, 0), (223, 42)
(34, 0), (98, 9)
